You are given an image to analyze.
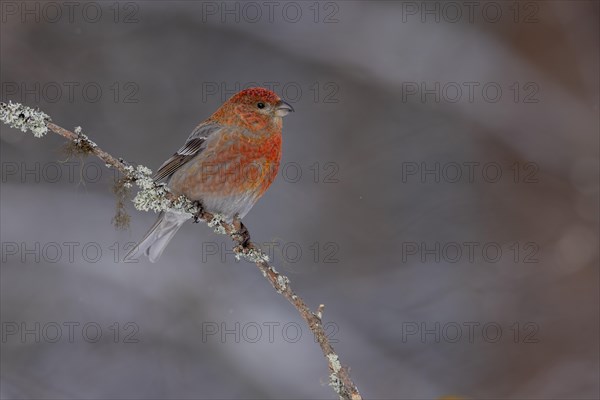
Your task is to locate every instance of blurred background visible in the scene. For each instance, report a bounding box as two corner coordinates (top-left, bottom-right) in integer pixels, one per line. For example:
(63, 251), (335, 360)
(1, 1), (598, 399)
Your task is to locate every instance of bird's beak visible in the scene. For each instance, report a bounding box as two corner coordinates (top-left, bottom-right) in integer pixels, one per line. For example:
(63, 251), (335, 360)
(275, 100), (294, 117)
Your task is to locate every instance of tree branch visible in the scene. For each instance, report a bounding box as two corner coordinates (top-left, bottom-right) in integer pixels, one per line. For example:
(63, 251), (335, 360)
(0, 101), (362, 400)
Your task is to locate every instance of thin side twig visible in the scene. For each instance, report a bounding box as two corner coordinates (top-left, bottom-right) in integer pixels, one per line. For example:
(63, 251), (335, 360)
(0, 101), (362, 400)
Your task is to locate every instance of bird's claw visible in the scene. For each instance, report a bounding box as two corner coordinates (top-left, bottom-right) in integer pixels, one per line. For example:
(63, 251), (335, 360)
(192, 201), (204, 223)
(233, 214), (251, 248)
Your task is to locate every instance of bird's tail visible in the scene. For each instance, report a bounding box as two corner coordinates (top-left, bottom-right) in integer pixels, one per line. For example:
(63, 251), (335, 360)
(125, 211), (188, 263)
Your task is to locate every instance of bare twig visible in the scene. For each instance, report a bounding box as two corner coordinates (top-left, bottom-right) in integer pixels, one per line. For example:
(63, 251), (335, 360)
(0, 101), (362, 400)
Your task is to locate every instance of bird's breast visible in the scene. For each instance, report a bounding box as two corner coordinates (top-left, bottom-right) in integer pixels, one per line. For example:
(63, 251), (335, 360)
(173, 129), (282, 199)
(237, 132), (282, 194)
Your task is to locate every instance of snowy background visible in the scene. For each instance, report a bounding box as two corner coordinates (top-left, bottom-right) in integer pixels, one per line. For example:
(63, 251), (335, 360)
(1, 1), (598, 399)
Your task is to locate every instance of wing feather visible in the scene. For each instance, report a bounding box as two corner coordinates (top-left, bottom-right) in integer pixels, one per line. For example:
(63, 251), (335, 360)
(153, 122), (222, 181)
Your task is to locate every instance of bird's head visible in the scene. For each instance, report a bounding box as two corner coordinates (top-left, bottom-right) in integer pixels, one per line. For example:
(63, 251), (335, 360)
(210, 87), (294, 130)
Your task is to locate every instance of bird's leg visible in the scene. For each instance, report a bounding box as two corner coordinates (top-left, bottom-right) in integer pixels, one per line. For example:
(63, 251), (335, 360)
(192, 201), (204, 223)
(233, 214), (251, 248)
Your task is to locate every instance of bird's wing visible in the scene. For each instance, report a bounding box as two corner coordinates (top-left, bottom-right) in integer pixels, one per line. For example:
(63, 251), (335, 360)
(153, 122), (223, 181)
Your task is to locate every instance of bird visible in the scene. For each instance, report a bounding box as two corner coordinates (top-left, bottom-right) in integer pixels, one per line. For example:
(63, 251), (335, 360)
(126, 87), (294, 262)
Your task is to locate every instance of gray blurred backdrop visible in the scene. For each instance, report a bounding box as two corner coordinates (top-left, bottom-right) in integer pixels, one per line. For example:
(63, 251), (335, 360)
(1, 1), (598, 399)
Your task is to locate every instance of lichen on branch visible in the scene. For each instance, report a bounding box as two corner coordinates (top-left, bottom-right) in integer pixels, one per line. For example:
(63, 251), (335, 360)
(0, 101), (50, 137)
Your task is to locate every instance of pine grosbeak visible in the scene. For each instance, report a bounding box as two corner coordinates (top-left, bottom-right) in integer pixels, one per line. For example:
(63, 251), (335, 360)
(127, 87), (294, 262)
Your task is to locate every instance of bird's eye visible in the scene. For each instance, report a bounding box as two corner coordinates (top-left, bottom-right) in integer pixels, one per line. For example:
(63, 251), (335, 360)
(257, 102), (265, 109)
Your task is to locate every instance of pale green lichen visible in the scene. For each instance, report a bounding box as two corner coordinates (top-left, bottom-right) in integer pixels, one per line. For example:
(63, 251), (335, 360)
(0, 101), (49, 137)
(74, 132), (97, 148)
(64, 126), (97, 156)
(128, 164), (198, 215)
(133, 184), (170, 212)
(327, 354), (343, 395)
(234, 249), (243, 261)
(171, 195), (199, 214)
(234, 246), (271, 265)
(207, 213), (227, 234)
(247, 248), (270, 263)
(329, 373), (343, 396)
(327, 354), (342, 373)
(316, 305), (324, 320)
(276, 274), (290, 293)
